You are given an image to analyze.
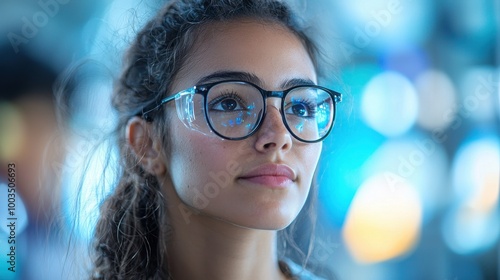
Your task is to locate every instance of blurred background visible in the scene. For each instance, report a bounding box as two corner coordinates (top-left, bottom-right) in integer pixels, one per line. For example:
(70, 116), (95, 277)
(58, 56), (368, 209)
(0, 0), (498, 279)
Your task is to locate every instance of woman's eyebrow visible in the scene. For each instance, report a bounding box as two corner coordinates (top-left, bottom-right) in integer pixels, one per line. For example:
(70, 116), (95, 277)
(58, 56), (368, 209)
(196, 71), (262, 85)
(196, 70), (316, 89)
(280, 78), (316, 89)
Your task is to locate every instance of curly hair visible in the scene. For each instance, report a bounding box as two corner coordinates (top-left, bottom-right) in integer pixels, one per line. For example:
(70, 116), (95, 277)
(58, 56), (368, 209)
(91, 0), (323, 279)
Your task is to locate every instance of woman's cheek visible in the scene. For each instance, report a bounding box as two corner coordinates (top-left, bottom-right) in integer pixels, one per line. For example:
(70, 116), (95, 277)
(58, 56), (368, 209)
(168, 134), (231, 207)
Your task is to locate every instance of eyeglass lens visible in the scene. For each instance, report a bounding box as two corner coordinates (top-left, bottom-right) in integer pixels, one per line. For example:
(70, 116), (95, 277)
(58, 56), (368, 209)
(203, 82), (334, 141)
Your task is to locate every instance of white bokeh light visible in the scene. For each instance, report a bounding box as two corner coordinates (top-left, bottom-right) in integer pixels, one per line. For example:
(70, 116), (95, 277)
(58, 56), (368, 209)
(361, 71), (419, 137)
(451, 137), (500, 211)
(415, 70), (457, 131)
(443, 136), (500, 255)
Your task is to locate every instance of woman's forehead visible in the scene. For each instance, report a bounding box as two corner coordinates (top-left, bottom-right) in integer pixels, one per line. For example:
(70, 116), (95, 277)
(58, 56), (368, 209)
(173, 19), (317, 91)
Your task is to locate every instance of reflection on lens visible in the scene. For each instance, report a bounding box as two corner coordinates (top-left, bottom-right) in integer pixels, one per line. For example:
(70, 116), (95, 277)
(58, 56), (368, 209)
(206, 82), (264, 139)
(202, 82), (336, 142)
(284, 87), (334, 142)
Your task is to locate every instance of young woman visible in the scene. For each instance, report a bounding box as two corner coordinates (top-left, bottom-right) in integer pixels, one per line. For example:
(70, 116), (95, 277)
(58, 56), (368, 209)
(91, 0), (341, 279)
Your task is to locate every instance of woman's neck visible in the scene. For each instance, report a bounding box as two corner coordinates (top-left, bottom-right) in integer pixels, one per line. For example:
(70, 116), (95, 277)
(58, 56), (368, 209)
(166, 202), (287, 280)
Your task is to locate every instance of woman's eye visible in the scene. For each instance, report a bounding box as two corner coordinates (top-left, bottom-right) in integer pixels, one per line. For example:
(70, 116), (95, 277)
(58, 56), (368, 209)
(209, 93), (247, 112)
(285, 100), (316, 118)
(291, 104), (308, 116)
(216, 98), (239, 111)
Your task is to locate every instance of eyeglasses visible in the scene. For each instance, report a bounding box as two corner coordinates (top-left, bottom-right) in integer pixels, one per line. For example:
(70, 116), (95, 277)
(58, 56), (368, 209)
(142, 80), (342, 143)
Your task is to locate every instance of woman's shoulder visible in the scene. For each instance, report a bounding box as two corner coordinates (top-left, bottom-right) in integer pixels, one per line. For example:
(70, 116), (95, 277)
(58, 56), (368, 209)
(280, 258), (328, 280)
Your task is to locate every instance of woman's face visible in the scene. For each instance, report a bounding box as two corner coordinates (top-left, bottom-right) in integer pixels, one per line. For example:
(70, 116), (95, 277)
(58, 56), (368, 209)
(164, 20), (322, 230)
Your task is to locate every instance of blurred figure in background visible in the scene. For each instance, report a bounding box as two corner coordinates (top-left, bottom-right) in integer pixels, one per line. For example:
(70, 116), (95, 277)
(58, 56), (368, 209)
(0, 44), (72, 279)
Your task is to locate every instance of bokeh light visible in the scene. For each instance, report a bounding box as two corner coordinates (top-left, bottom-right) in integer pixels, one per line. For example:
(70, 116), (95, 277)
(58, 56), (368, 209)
(362, 134), (449, 223)
(442, 135), (500, 255)
(451, 136), (499, 212)
(361, 71), (418, 137)
(442, 205), (500, 256)
(342, 174), (422, 263)
(0, 103), (25, 160)
(415, 69), (458, 131)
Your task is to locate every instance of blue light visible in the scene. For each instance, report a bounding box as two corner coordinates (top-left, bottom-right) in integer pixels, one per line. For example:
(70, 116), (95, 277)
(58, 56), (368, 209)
(318, 122), (386, 227)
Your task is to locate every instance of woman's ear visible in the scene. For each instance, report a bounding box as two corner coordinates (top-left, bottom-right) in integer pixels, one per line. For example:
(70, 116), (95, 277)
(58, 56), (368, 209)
(126, 116), (166, 176)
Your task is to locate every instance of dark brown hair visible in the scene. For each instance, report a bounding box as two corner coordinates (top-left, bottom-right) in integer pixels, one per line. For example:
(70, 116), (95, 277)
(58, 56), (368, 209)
(91, 0), (323, 279)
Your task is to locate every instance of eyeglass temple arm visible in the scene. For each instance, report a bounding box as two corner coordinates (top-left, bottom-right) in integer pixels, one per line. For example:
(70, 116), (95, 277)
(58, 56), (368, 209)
(141, 94), (177, 121)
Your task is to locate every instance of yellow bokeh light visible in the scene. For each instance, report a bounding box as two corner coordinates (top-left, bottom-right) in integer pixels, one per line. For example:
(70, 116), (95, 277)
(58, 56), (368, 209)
(467, 172), (500, 213)
(0, 102), (26, 161)
(342, 174), (423, 263)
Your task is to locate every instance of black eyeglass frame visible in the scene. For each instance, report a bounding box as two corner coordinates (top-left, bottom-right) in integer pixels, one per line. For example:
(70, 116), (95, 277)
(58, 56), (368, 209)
(142, 80), (342, 143)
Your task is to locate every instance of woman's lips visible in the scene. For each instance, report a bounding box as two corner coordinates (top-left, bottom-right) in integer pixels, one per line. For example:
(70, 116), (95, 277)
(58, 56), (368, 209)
(239, 175), (293, 187)
(238, 164), (296, 188)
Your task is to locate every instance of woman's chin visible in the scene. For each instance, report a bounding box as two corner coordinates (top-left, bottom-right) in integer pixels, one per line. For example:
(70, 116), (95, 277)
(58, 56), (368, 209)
(202, 207), (299, 231)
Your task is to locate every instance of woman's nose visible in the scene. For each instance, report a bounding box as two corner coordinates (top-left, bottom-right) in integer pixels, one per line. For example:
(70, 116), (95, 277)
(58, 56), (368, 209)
(253, 103), (293, 153)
